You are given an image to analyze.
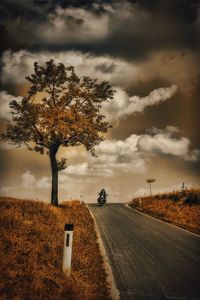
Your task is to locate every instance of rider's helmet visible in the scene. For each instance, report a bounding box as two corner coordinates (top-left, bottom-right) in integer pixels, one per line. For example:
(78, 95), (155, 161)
(100, 188), (105, 194)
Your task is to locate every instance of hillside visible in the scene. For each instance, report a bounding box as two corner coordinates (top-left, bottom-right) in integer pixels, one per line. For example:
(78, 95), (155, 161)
(0, 197), (111, 300)
(129, 189), (200, 235)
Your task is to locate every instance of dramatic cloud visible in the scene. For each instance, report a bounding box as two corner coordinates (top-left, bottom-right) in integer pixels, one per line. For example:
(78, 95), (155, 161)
(0, 50), (135, 86)
(61, 126), (199, 180)
(96, 126), (198, 162)
(38, 7), (110, 43)
(0, 91), (22, 120)
(102, 85), (177, 121)
(1, 50), (177, 123)
(136, 126), (200, 161)
(60, 135), (147, 177)
(0, 1), (199, 62)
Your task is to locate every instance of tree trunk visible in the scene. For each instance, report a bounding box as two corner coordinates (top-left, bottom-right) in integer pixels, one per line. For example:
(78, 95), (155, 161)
(49, 144), (59, 206)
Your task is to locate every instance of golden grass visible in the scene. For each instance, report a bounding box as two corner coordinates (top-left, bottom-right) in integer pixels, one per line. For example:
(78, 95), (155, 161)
(0, 197), (111, 300)
(129, 189), (200, 235)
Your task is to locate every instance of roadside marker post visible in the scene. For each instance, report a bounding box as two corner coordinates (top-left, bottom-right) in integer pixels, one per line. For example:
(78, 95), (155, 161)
(80, 194), (83, 204)
(63, 224), (74, 276)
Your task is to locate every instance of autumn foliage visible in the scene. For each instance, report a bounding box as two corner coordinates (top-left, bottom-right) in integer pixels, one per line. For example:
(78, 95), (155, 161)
(0, 197), (111, 299)
(129, 189), (200, 235)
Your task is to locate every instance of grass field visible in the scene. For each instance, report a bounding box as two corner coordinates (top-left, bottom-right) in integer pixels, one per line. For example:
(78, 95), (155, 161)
(129, 189), (200, 235)
(0, 197), (112, 300)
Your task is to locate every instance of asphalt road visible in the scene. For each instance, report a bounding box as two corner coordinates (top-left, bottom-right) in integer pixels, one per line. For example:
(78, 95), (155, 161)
(88, 203), (200, 300)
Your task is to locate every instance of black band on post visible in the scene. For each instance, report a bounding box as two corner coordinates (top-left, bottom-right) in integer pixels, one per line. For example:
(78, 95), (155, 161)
(65, 224), (74, 231)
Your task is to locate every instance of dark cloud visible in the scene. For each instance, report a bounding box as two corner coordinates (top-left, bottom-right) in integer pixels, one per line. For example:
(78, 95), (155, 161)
(0, 0), (51, 20)
(137, 0), (199, 23)
(95, 62), (116, 74)
(0, 25), (24, 56)
(0, 1), (199, 61)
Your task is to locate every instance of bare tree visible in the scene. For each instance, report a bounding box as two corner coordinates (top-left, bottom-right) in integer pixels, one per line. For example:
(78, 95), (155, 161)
(2, 60), (114, 206)
(146, 178), (156, 196)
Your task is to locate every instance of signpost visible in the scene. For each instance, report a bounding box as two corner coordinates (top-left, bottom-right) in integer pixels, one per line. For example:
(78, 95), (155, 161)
(146, 178), (156, 196)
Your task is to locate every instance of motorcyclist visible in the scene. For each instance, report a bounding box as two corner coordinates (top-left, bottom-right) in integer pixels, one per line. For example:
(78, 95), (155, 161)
(98, 188), (107, 205)
(99, 188), (107, 198)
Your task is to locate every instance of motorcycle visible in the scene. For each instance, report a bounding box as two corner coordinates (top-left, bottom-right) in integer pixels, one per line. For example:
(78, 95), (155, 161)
(97, 194), (106, 206)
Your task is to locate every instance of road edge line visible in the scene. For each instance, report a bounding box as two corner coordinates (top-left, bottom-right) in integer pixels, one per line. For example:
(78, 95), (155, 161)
(125, 204), (200, 238)
(86, 204), (120, 300)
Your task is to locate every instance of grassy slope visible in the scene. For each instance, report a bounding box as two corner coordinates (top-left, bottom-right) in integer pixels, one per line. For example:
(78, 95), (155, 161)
(129, 189), (200, 235)
(0, 197), (111, 300)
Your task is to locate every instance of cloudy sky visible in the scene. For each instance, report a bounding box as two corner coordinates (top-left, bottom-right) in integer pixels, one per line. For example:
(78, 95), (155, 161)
(0, 0), (199, 203)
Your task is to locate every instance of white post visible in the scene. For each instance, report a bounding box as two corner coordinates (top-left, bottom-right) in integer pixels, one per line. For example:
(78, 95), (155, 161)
(63, 224), (74, 276)
(80, 194), (83, 204)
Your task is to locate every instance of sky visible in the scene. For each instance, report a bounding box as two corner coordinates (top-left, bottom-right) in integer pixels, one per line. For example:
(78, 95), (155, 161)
(0, 0), (200, 203)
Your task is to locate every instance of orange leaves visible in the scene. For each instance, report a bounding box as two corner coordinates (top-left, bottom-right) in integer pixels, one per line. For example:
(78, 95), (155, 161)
(2, 59), (114, 154)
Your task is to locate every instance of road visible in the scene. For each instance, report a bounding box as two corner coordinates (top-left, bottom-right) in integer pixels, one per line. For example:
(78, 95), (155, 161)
(88, 203), (200, 300)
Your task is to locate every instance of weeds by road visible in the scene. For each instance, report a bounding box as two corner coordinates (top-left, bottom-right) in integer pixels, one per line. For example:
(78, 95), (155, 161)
(0, 197), (111, 300)
(129, 189), (200, 235)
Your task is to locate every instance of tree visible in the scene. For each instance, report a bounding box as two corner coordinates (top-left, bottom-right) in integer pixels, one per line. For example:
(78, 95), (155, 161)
(2, 60), (114, 206)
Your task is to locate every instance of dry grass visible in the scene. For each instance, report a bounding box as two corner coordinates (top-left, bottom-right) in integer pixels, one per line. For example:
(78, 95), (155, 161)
(0, 197), (111, 300)
(129, 189), (200, 235)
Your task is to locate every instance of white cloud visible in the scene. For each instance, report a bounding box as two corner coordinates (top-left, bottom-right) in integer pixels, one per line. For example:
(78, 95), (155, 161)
(85, 126), (199, 170)
(102, 85), (177, 121)
(0, 91), (22, 120)
(63, 162), (90, 176)
(93, 134), (146, 174)
(21, 171), (51, 190)
(94, 124), (199, 167)
(1, 50), (135, 86)
(0, 186), (13, 195)
(136, 126), (200, 161)
(61, 161), (113, 177)
(21, 171), (36, 190)
(103, 125), (199, 162)
(60, 126), (199, 180)
(36, 176), (51, 189)
(61, 135), (147, 176)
